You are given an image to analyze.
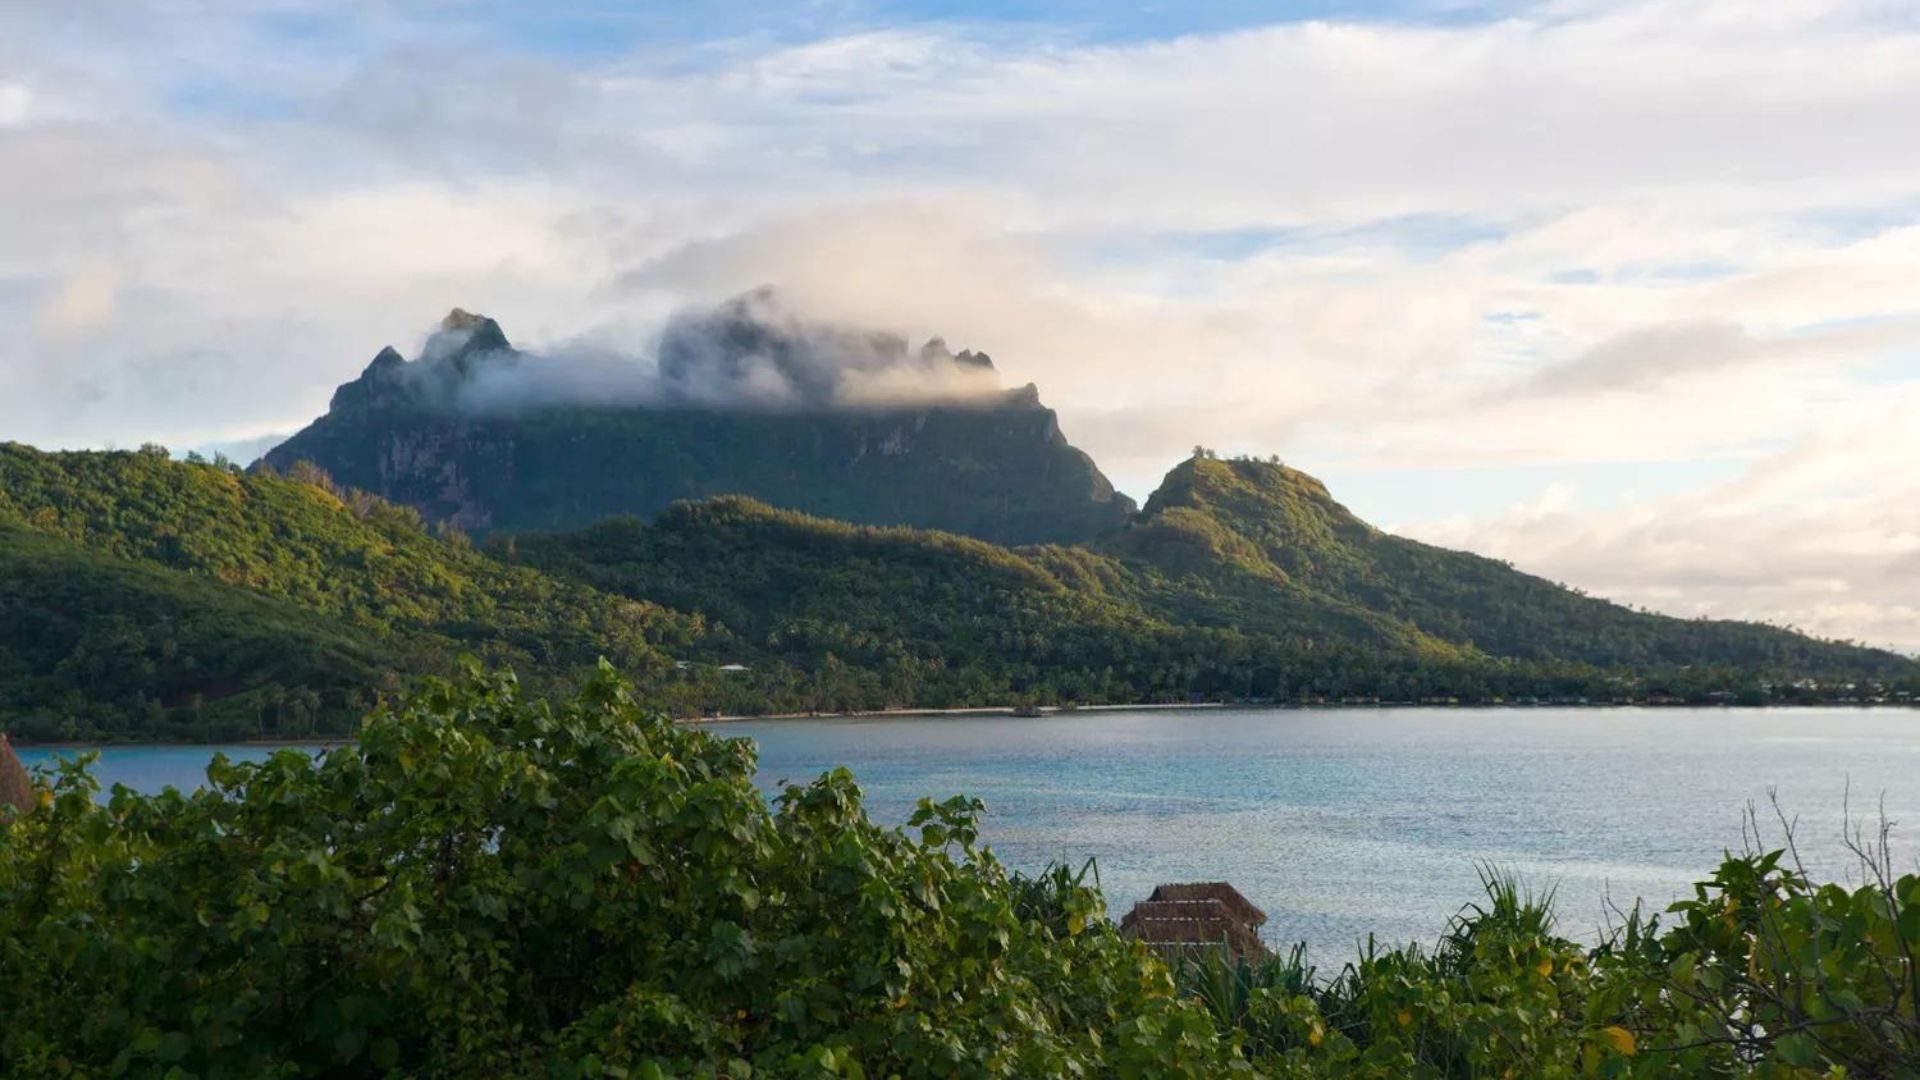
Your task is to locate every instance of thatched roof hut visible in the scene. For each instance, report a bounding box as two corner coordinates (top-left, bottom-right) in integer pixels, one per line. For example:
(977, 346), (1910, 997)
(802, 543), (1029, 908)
(0, 734), (34, 817)
(1119, 882), (1269, 960)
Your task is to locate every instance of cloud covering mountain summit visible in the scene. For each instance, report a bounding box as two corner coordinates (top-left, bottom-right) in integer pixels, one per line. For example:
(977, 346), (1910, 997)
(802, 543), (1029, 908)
(262, 297), (1127, 543)
(337, 291), (1010, 417)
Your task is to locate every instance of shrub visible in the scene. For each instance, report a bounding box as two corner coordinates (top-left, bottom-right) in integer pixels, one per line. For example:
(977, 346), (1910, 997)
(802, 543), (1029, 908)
(3, 664), (1915, 1077)
(1172, 845), (1920, 1077)
(0, 663), (1233, 1078)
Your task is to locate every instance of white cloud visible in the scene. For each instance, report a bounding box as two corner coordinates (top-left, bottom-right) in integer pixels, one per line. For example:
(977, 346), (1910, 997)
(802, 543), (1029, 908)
(1403, 392), (1920, 652)
(0, 0), (1917, 642)
(0, 82), (31, 127)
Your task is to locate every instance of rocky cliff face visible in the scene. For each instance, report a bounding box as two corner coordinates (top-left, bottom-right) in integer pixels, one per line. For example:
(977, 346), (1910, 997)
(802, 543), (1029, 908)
(262, 301), (1136, 545)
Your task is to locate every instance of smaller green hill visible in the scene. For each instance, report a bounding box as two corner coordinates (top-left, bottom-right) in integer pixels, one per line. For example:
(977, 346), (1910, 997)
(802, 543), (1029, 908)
(0, 444), (702, 738)
(0, 443), (696, 663)
(502, 488), (1915, 715)
(1108, 456), (1914, 676)
(0, 525), (401, 741)
(496, 497), (1210, 710)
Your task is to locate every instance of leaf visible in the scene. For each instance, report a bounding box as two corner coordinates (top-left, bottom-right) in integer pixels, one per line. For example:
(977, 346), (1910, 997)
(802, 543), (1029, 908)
(1669, 952), (1696, 989)
(1602, 1026), (1636, 1056)
(1899, 901), (1920, 945)
(334, 1028), (366, 1061)
(155, 1031), (192, 1063)
(370, 1036), (400, 1069)
(1774, 1032), (1817, 1067)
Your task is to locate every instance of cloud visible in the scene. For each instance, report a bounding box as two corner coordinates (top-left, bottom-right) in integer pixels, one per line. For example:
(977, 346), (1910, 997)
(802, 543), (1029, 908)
(0, 0), (1918, 644)
(1502, 317), (1919, 399)
(35, 263), (120, 334)
(1402, 392), (1920, 653)
(385, 292), (1008, 415)
(0, 82), (31, 127)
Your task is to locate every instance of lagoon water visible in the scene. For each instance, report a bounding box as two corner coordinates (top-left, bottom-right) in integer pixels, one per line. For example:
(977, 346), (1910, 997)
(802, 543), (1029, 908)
(22, 707), (1920, 963)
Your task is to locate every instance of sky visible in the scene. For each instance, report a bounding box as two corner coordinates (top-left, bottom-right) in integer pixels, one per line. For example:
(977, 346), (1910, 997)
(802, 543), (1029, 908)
(2, 0), (1918, 651)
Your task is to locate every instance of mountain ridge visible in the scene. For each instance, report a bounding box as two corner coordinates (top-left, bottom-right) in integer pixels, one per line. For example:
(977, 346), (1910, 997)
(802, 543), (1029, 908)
(262, 300), (1137, 545)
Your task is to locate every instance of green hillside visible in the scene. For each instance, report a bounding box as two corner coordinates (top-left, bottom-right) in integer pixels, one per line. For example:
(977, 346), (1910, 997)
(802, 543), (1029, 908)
(501, 478), (1916, 714)
(493, 498), (1239, 710)
(0, 525), (400, 741)
(1111, 456), (1912, 674)
(0, 444), (699, 739)
(2, 444), (1911, 740)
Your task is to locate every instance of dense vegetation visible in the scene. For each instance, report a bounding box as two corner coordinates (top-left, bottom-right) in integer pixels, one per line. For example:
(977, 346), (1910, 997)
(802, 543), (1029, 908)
(0, 524), (396, 742)
(0, 443), (696, 740)
(1114, 456), (1904, 674)
(501, 464), (1917, 717)
(1, 442), (1913, 740)
(3, 669), (1914, 1076)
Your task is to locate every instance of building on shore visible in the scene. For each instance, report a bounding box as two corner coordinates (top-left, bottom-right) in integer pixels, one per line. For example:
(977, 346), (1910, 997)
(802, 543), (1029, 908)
(1118, 882), (1269, 960)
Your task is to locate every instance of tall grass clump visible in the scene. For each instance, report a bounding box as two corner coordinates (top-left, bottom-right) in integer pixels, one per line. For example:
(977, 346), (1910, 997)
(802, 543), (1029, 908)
(1175, 817), (1920, 1077)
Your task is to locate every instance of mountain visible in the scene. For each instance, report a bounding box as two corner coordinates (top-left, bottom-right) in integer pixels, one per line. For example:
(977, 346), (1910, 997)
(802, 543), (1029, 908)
(261, 297), (1135, 545)
(493, 496), (1206, 709)
(1102, 455), (1914, 674)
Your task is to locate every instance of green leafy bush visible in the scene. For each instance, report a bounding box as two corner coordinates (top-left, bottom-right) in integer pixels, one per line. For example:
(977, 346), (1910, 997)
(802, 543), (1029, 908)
(0, 664), (1233, 1078)
(1171, 849), (1920, 1077)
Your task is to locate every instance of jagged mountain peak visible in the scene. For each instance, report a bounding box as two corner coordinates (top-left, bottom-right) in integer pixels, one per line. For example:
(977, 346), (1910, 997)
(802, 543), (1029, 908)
(364, 345), (405, 374)
(440, 307), (491, 332)
(657, 289), (1003, 408)
(329, 310), (520, 414)
(266, 300), (1134, 544)
(421, 308), (516, 373)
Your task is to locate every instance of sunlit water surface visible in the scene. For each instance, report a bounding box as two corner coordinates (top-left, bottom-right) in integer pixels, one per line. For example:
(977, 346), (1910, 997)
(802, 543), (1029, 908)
(23, 707), (1920, 962)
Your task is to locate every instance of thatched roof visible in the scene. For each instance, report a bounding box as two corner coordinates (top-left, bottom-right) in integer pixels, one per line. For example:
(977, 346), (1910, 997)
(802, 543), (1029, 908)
(1119, 882), (1270, 960)
(1143, 882), (1266, 927)
(0, 734), (34, 817)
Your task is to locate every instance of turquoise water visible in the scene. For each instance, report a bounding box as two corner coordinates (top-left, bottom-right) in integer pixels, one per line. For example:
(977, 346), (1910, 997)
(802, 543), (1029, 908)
(21, 707), (1920, 962)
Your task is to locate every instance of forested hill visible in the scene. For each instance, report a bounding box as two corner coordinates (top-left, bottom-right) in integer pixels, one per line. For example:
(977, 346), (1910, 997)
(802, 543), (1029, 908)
(261, 300), (1136, 545)
(499, 465), (1914, 711)
(1, 443), (1912, 741)
(0, 443), (696, 740)
(1104, 456), (1914, 675)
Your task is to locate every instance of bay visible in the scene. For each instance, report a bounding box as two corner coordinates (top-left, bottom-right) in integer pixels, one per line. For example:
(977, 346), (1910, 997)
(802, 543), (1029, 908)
(21, 706), (1920, 963)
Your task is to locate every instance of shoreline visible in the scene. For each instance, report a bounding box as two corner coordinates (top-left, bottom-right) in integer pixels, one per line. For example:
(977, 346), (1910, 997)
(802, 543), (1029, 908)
(13, 699), (1917, 749)
(686, 699), (1918, 724)
(682, 700), (1231, 725)
(15, 738), (356, 752)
